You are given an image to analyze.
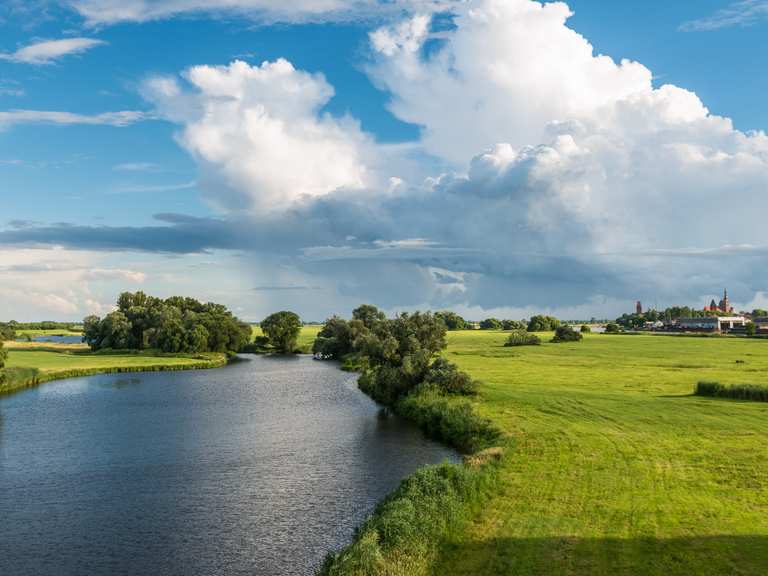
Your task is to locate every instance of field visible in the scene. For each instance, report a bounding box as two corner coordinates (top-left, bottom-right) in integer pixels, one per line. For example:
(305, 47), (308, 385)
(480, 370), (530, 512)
(429, 331), (768, 575)
(251, 324), (322, 353)
(15, 328), (83, 338)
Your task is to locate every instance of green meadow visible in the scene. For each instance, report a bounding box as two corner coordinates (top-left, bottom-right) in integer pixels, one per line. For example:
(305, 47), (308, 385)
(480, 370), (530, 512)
(251, 324), (322, 353)
(430, 331), (768, 575)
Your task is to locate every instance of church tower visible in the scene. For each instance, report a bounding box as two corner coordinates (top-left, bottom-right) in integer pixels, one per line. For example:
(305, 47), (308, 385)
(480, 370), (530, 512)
(636, 301), (643, 315)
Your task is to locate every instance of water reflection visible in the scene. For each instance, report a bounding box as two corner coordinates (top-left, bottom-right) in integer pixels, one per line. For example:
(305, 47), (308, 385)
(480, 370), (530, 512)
(0, 355), (456, 576)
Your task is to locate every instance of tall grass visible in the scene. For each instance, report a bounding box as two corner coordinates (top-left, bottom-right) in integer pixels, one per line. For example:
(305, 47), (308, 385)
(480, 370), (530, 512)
(318, 457), (503, 576)
(695, 380), (768, 402)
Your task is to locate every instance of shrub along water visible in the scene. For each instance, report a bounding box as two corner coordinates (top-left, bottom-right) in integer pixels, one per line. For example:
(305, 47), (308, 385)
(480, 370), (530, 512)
(314, 305), (504, 576)
(695, 380), (768, 402)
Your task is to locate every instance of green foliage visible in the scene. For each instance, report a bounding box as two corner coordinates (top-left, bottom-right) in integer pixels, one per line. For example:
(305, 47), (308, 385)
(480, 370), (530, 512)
(479, 317), (502, 330)
(695, 380), (768, 402)
(746, 322), (756, 336)
(0, 323), (16, 341)
(83, 291), (250, 354)
(504, 330), (541, 347)
(605, 322), (621, 334)
(260, 311), (302, 353)
(752, 309), (768, 318)
(501, 319), (527, 331)
(0, 340), (6, 382)
(527, 315), (561, 332)
(580, 324), (592, 333)
(420, 357), (477, 396)
(318, 459), (501, 576)
(398, 390), (501, 453)
(435, 311), (467, 331)
(551, 325), (583, 343)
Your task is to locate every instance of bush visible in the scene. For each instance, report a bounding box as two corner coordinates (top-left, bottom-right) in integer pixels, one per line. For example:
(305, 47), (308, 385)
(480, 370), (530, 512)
(504, 330), (541, 347)
(551, 325), (583, 343)
(479, 318), (502, 330)
(501, 319), (527, 331)
(318, 458), (501, 576)
(421, 357), (477, 396)
(605, 322), (621, 334)
(580, 324), (591, 333)
(527, 315), (560, 332)
(695, 380), (768, 402)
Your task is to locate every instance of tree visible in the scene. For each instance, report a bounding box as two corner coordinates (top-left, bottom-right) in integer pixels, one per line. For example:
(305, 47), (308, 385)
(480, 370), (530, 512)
(352, 304), (386, 329)
(746, 322), (757, 337)
(551, 325), (583, 343)
(752, 309), (768, 318)
(580, 324), (591, 333)
(605, 323), (621, 334)
(479, 318), (502, 330)
(527, 315), (560, 332)
(261, 311), (302, 353)
(501, 319), (527, 331)
(0, 340), (7, 370)
(435, 311), (467, 331)
(99, 311), (132, 349)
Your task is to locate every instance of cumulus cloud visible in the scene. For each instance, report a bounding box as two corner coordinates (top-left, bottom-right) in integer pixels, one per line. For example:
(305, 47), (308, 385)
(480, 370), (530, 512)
(7, 0), (768, 318)
(142, 59), (378, 212)
(0, 37), (105, 64)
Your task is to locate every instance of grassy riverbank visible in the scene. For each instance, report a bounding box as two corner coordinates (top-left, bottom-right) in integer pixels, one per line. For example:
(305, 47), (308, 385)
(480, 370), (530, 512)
(1, 341), (227, 395)
(327, 330), (768, 575)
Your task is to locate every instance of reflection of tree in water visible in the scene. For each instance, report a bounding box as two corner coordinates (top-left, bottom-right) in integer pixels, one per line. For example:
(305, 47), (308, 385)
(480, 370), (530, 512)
(111, 378), (142, 389)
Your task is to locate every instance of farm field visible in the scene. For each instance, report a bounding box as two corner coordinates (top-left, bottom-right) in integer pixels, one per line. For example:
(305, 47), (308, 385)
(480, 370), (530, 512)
(433, 331), (768, 575)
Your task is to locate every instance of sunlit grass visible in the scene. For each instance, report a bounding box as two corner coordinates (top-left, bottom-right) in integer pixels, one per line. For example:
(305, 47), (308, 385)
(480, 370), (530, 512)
(432, 331), (768, 575)
(251, 324), (322, 353)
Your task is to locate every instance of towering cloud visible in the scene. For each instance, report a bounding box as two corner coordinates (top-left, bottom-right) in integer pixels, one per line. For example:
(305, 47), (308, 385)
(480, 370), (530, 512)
(143, 59), (376, 212)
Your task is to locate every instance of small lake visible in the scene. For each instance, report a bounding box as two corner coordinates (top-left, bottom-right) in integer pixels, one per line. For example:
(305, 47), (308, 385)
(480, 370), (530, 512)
(0, 355), (457, 576)
(22, 334), (83, 344)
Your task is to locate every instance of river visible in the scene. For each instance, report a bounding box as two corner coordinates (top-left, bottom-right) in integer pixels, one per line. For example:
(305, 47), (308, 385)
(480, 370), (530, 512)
(0, 355), (457, 575)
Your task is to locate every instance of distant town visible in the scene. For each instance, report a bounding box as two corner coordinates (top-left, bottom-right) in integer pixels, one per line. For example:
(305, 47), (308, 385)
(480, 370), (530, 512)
(616, 289), (768, 334)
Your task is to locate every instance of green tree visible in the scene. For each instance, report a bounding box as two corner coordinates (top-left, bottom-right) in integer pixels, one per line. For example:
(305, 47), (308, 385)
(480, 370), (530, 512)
(479, 318), (502, 330)
(0, 339), (7, 370)
(99, 311), (132, 349)
(435, 311), (467, 331)
(605, 323), (621, 334)
(527, 315), (561, 332)
(551, 325), (583, 343)
(501, 319), (527, 331)
(746, 322), (756, 337)
(580, 324), (591, 333)
(352, 304), (386, 329)
(261, 311), (302, 353)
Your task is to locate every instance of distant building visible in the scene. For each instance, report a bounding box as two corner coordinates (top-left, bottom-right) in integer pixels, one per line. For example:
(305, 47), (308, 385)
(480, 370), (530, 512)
(703, 289), (734, 313)
(677, 316), (746, 332)
(636, 301), (643, 315)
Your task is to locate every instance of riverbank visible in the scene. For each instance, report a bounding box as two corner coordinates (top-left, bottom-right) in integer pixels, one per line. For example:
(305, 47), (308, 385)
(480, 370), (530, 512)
(322, 330), (768, 575)
(1, 342), (227, 396)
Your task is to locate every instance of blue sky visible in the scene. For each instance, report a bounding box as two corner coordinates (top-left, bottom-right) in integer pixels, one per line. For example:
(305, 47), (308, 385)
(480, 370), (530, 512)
(2, 0), (768, 321)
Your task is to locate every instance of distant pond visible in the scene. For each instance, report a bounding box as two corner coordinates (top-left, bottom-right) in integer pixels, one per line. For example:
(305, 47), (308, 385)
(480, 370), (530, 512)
(20, 334), (84, 344)
(0, 355), (457, 576)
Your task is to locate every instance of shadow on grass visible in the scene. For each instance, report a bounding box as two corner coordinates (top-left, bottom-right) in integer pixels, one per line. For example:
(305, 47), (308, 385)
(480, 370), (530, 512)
(434, 535), (768, 576)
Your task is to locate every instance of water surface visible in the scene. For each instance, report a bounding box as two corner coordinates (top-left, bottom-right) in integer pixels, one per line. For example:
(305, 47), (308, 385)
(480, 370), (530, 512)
(0, 355), (456, 575)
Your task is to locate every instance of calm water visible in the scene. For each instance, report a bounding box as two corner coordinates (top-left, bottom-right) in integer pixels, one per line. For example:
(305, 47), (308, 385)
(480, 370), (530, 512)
(0, 355), (456, 576)
(26, 334), (83, 343)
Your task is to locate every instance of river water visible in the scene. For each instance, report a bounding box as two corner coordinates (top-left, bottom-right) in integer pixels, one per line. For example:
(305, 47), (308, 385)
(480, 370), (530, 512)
(0, 355), (456, 575)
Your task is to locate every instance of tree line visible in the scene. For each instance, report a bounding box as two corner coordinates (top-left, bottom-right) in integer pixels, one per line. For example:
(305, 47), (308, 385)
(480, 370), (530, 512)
(83, 292), (251, 354)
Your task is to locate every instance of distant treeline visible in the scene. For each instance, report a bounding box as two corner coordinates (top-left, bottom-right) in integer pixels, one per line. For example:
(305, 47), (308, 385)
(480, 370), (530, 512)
(83, 292), (251, 354)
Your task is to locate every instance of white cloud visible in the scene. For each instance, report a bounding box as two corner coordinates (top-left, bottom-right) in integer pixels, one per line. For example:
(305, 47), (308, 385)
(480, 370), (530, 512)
(0, 37), (105, 65)
(143, 59), (377, 212)
(67, 0), (450, 25)
(0, 248), (146, 320)
(113, 162), (161, 172)
(680, 0), (768, 32)
(0, 109), (148, 129)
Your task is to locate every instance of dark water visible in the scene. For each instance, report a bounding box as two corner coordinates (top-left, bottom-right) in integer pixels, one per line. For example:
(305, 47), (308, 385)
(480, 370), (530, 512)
(25, 334), (83, 343)
(0, 355), (456, 576)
